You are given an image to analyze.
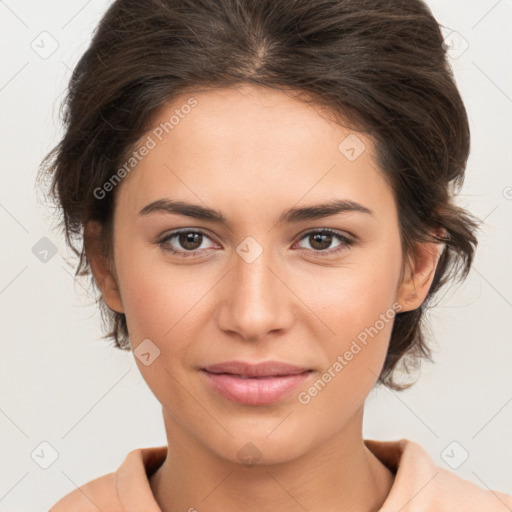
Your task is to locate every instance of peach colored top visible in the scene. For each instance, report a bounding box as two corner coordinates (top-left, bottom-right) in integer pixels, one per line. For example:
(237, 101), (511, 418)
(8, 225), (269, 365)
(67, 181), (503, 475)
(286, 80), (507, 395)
(49, 438), (512, 511)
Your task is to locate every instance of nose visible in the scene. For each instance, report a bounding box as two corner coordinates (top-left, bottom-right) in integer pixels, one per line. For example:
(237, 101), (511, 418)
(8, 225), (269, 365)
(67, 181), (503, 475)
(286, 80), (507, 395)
(215, 244), (294, 342)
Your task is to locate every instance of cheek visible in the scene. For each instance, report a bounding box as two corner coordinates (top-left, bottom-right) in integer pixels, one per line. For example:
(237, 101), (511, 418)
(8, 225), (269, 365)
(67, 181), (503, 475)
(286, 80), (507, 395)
(118, 269), (165, 342)
(114, 240), (204, 342)
(301, 240), (402, 395)
(114, 253), (197, 407)
(311, 247), (401, 340)
(296, 277), (398, 429)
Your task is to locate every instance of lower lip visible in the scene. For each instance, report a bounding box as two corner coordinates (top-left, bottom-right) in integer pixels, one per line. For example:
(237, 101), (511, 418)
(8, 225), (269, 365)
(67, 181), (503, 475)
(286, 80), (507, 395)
(201, 370), (313, 405)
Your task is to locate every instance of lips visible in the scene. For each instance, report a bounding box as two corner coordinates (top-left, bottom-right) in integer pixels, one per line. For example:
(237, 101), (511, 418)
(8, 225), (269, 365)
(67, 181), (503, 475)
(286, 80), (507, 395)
(202, 361), (310, 378)
(201, 361), (314, 405)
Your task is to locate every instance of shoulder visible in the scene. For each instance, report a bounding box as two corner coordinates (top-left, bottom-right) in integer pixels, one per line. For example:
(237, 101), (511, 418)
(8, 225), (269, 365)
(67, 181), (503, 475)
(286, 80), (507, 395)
(47, 445), (167, 512)
(427, 458), (512, 511)
(48, 472), (121, 512)
(366, 438), (512, 511)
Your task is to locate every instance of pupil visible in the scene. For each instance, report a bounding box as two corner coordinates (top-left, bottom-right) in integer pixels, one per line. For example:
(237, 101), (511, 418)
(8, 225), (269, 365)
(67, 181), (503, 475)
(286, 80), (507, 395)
(180, 232), (201, 250)
(311, 233), (331, 250)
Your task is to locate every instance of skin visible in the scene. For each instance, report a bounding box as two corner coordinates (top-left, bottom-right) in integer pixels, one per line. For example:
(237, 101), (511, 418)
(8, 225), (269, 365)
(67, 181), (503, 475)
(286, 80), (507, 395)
(85, 84), (443, 512)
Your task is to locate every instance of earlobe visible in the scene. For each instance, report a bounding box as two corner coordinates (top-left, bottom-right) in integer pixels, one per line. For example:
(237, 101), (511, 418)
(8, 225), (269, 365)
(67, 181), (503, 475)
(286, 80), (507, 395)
(396, 235), (445, 313)
(84, 221), (125, 314)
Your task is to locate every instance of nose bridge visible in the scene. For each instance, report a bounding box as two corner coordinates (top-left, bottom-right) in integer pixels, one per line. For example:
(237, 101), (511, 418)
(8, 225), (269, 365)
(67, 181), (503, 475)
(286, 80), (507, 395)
(217, 236), (291, 340)
(236, 241), (275, 298)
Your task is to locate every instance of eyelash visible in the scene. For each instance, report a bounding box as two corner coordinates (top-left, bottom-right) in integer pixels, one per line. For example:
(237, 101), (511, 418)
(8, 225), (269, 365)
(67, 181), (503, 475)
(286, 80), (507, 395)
(156, 228), (355, 258)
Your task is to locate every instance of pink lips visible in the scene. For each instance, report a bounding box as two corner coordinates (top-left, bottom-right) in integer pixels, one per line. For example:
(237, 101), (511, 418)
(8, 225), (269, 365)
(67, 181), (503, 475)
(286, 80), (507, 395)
(201, 361), (313, 405)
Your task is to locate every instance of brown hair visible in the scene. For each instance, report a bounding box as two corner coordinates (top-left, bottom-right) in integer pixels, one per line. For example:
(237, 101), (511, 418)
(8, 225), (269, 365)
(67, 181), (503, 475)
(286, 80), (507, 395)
(37, 0), (479, 390)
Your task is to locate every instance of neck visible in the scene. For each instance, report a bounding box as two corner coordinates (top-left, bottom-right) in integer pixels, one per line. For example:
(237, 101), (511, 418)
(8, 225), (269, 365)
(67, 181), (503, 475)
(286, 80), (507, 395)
(150, 406), (395, 512)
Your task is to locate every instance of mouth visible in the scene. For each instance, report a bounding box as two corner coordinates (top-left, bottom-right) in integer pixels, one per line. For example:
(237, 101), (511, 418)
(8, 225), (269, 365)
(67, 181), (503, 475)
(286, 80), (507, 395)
(200, 361), (315, 405)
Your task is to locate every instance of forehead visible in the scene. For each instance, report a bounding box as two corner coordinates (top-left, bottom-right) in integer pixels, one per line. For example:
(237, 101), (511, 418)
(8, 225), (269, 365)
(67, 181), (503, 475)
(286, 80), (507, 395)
(115, 84), (395, 223)
(145, 84), (360, 159)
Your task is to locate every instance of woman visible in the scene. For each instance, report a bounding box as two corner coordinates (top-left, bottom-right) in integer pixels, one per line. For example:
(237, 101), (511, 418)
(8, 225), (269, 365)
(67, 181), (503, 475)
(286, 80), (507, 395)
(40, 0), (512, 510)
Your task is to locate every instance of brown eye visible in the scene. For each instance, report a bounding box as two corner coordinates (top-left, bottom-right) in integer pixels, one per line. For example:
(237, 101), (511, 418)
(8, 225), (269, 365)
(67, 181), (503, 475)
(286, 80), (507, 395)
(158, 229), (215, 257)
(308, 232), (334, 251)
(177, 231), (203, 250)
(296, 229), (354, 256)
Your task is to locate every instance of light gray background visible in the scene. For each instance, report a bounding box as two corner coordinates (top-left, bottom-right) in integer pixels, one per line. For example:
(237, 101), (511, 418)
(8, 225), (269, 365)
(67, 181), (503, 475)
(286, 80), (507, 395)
(1, 1), (511, 510)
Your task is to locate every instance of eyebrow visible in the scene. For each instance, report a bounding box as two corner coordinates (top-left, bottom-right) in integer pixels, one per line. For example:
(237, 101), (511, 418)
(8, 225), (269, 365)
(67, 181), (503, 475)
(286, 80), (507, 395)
(138, 198), (374, 226)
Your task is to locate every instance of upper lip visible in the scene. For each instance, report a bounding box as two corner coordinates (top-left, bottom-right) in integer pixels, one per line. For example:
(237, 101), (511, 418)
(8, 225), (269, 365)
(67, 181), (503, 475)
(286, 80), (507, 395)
(202, 361), (311, 378)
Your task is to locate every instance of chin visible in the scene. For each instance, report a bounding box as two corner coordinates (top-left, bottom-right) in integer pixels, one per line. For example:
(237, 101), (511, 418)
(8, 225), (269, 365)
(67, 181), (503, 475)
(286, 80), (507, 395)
(199, 420), (318, 467)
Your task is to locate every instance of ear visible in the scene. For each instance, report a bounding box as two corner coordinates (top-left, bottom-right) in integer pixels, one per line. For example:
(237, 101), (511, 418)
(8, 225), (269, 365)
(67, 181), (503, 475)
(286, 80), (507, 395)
(396, 229), (446, 312)
(84, 220), (125, 314)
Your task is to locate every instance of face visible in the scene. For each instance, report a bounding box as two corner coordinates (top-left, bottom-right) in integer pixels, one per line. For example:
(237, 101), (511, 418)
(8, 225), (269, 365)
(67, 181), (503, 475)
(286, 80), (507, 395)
(89, 84), (435, 464)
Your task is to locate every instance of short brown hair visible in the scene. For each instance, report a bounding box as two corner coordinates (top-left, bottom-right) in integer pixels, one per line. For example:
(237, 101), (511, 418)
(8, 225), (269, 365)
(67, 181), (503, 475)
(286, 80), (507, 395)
(37, 0), (479, 390)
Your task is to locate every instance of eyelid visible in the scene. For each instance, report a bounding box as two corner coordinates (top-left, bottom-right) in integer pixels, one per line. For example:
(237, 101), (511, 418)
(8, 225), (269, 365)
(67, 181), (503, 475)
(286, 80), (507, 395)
(294, 228), (355, 254)
(294, 226), (355, 244)
(156, 227), (356, 257)
(156, 228), (219, 253)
